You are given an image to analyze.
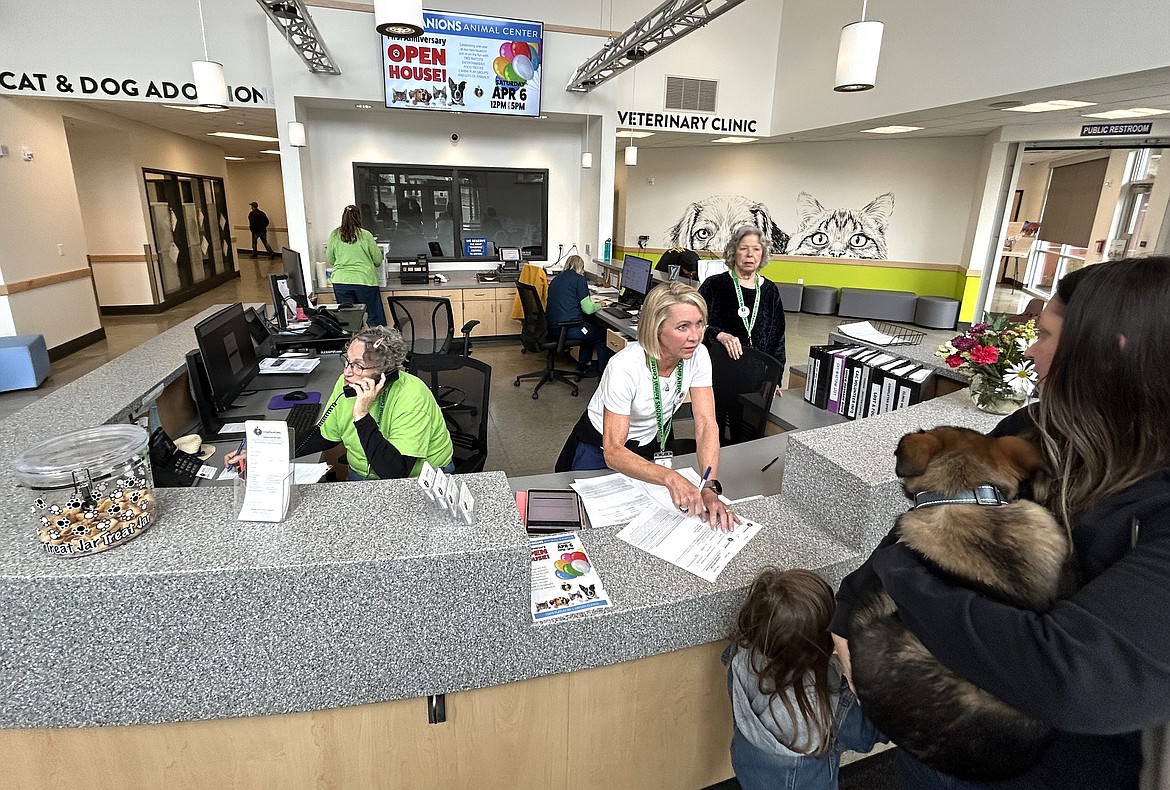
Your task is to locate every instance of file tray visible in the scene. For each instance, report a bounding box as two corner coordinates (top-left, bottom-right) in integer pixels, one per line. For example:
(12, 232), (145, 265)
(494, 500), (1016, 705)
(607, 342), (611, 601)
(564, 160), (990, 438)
(869, 321), (925, 345)
(399, 259), (430, 284)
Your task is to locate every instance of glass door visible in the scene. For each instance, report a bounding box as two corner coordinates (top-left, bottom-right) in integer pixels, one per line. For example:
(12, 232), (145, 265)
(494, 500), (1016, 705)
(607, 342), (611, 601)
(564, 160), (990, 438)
(143, 169), (232, 298)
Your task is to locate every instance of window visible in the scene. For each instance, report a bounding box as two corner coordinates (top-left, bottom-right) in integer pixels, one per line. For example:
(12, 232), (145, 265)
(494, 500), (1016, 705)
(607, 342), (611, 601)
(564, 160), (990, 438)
(354, 163), (548, 261)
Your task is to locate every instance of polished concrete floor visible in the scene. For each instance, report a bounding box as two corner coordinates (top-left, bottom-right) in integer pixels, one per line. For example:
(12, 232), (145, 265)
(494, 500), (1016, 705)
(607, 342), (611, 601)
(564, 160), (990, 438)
(1, 271), (1032, 477)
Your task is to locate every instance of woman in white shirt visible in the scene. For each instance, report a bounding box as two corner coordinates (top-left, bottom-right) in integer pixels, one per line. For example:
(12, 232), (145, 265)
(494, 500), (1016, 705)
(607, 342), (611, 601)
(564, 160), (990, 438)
(562, 281), (737, 531)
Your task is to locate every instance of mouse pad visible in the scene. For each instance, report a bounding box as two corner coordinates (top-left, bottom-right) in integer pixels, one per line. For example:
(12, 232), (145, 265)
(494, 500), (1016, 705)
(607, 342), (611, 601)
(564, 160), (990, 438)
(268, 391), (322, 410)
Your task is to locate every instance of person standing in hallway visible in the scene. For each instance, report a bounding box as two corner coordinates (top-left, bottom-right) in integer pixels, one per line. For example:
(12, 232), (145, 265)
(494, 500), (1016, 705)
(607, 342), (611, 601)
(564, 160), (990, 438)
(327, 204), (387, 327)
(248, 201), (276, 259)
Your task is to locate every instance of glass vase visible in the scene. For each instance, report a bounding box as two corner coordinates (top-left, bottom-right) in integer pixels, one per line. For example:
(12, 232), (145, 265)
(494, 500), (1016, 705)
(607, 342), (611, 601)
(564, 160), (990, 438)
(968, 373), (1027, 415)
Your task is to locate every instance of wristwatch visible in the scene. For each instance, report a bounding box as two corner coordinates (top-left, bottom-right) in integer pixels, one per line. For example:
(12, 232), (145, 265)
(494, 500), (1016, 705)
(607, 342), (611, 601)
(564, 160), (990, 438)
(702, 478), (722, 495)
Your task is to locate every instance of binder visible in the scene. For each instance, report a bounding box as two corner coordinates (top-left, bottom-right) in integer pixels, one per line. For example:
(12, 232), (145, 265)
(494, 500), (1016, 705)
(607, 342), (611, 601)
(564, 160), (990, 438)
(881, 360), (918, 414)
(860, 352), (897, 417)
(895, 366), (936, 409)
(805, 344), (846, 408)
(826, 346), (860, 414)
(843, 349), (879, 419)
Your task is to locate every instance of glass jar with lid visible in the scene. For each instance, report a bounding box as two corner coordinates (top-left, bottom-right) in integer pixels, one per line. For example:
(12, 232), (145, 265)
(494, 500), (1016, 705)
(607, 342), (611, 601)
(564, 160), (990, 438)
(11, 424), (157, 557)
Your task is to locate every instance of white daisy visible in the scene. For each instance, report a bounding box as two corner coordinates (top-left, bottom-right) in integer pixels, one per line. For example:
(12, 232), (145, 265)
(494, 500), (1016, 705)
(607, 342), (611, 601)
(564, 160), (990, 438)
(1004, 361), (1037, 396)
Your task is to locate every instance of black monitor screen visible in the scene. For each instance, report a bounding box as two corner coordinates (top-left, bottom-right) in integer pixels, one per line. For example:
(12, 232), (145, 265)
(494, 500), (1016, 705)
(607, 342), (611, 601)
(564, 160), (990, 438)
(619, 254), (653, 301)
(282, 247), (308, 302)
(194, 303), (259, 411)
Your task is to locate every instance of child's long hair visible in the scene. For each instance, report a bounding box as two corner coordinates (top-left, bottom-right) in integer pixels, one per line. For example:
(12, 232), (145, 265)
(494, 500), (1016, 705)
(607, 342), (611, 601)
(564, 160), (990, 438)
(733, 567), (837, 756)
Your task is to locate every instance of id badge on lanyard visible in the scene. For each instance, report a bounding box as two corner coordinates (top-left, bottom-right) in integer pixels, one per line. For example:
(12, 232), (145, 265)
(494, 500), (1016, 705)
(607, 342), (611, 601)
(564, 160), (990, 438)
(653, 450), (673, 468)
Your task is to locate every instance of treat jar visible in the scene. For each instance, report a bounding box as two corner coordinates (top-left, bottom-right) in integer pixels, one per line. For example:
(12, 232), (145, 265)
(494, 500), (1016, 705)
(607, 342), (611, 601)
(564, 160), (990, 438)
(10, 424), (156, 557)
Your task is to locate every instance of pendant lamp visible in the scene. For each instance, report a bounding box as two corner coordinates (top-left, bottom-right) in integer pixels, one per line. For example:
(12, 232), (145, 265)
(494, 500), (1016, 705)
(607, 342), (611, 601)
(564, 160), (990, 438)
(374, 0), (424, 38)
(834, 0), (883, 92)
(192, 0), (229, 108)
(624, 144), (638, 166)
(581, 152), (594, 169)
(289, 121), (307, 148)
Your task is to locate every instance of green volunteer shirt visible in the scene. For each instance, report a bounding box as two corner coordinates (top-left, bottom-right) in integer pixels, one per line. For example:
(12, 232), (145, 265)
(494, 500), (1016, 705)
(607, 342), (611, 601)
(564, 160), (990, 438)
(319, 373), (453, 478)
(326, 227), (383, 287)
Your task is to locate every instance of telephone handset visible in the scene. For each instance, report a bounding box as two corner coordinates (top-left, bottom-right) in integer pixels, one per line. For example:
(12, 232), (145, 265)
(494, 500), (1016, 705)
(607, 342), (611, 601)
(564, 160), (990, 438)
(148, 427), (202, 487)
(343, 371), (386, 398)
(308, 310), (346, 339)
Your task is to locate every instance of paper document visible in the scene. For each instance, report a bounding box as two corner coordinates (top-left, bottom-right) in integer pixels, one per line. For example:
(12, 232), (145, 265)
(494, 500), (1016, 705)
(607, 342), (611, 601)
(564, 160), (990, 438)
(292, 462), (330, 484)
(236, 421), (293, 522)
(570, 473), (659, 529)
(259, 356), (321, 374)
(617, 509), (762, 583)
(837, 321), (915, 346)
(530, 532), (613, 621)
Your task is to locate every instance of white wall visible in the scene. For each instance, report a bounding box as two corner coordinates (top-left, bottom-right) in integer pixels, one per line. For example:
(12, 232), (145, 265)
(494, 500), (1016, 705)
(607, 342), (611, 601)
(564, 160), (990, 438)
(63, 118), (149, 253)
(622, 136), (987, 263)
(1015, 163), (1051, 224)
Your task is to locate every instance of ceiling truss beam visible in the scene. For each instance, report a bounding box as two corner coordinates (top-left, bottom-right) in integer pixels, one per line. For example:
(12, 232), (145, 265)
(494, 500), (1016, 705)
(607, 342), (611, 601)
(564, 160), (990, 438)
(255, 0), (342, 75)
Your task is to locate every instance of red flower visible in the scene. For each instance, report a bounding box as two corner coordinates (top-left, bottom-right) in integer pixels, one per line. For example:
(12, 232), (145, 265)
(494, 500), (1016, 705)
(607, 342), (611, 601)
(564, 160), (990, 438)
(945, 354), (965, 368)
(970, 345), (999, 365)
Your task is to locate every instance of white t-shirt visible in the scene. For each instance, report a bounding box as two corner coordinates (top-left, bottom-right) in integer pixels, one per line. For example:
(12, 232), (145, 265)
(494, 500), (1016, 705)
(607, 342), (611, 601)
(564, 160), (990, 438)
(587, 342), (713, 447)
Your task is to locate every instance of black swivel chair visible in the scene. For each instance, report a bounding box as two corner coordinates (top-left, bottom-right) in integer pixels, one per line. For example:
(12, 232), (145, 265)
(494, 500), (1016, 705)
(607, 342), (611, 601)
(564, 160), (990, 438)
(513, 281), (584, 399)
(386, 296), (478, 359)
(409, 354), (491, 473)
(708, 342), (784, 445)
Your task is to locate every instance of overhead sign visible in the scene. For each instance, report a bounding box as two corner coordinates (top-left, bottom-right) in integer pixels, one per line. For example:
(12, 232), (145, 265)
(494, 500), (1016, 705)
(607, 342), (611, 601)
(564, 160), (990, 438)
(1080, 122), (1153, 137)
(383, 10), (542, 117)
(0, 69), (272, 105)
(617, 110), (758, 135)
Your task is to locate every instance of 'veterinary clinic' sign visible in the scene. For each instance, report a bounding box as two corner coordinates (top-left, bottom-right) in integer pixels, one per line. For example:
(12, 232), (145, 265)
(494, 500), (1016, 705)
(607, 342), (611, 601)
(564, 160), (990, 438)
(383, 10), (542, 117)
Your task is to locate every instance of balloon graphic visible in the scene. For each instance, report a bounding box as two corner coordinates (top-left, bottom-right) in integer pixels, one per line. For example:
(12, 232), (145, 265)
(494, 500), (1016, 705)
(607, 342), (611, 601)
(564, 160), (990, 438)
(511, 40), (531, 59)
(571, 559), (591, 574)
(493, 56), (510, 80)
(512, 54), (534, 81)
(503, 64), (520, 83)
(528, 43), (540, 68)
(500, 42), (514, 59)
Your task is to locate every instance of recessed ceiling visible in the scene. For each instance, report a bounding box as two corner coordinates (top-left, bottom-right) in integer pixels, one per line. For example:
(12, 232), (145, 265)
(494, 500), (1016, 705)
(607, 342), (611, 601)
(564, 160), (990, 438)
(69, 100), (278, 160)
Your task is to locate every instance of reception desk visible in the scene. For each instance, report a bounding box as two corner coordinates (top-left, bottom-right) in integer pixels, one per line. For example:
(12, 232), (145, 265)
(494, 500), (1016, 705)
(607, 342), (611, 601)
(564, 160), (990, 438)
(0, 307), (1001, 788)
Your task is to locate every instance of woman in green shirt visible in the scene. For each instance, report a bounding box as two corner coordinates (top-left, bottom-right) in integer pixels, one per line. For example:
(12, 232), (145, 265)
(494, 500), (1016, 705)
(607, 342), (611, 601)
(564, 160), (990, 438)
(327, 204), (386, 326)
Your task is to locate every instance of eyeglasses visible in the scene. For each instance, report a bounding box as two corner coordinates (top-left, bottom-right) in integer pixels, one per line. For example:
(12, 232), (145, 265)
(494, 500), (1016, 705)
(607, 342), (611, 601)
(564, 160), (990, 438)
(341, 355), (371, 372)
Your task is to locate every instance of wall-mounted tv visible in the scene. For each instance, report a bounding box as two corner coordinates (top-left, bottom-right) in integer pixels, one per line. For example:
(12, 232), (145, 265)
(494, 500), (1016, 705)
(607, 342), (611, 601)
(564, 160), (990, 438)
(383, 10), (543, 118)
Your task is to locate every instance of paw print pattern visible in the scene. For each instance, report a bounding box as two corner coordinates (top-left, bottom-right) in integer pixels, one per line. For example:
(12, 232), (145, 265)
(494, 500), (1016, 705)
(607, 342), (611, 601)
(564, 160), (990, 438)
(65, 498), (82, 511)
(82, 508), (98, 520)
(111, 489), (125, 501)
(48, 504), (62, 515)
(72, 525), (89, 536)
(54, 517), (71, 528)
(39, 516), (51, 527)
(106, 503), (122, 515)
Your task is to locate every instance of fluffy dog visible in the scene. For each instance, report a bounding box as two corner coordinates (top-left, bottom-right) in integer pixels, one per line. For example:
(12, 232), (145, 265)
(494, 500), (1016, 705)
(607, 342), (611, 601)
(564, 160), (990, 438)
(410, 88), (432, 105)
(849, 426), (1075, 781)
(665, 195), (790, 254)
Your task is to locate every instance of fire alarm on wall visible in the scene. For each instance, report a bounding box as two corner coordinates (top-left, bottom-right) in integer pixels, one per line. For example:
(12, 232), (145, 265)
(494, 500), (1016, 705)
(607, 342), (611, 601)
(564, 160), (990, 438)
(21, 145), (34, 161)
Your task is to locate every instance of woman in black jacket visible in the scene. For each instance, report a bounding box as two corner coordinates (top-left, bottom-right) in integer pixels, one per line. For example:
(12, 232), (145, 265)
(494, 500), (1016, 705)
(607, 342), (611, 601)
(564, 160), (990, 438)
(831, 257), (1170, 789)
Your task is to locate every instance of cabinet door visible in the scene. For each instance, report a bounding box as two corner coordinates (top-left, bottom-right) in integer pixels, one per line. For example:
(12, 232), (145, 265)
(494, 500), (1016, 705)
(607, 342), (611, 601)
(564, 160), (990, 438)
(495, 291), (519, 336)
(462, 294), (497, 335)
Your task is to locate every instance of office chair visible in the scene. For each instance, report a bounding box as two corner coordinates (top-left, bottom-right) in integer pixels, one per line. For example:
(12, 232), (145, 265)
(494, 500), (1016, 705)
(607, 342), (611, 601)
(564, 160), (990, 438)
(386, 296), (478, 359)
(409, 354), (491, 473)
(513, 281), (584, 399)
(708, 342), (784, 445)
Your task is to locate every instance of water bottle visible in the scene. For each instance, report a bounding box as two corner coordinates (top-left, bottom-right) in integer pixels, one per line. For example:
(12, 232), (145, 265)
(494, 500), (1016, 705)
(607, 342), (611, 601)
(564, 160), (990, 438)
(603, 238), (612, 262)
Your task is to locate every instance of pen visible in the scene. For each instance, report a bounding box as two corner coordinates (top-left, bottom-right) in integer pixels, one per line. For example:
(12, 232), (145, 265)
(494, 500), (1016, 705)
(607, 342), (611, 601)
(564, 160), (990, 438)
(699, 465), (712, 491)
(760, 456), (780, 473)
(228, 438), (246, 474)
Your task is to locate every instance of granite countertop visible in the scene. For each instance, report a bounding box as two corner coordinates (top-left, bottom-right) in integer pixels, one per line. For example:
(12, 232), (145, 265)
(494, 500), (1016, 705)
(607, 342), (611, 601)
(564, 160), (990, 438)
(0, 309), (991, 729)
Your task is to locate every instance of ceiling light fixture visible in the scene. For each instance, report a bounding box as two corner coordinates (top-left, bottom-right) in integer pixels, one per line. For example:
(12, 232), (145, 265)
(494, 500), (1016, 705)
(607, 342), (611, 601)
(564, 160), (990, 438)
(1002, 100), (1096, 113)
(374, 0), (424, 38)
(1081, 107), (1170, 120)
(164, 104), (229, 114)
(355, 103), (373, 109)
(624, 143), (638, 166)
(860, 125), (923, 134)
(224, 156), (246, 161)
(834, 0), (883, 92)
(712, 136), (757, 143)
(259, 149), (281, 155)
(270, 1), (299, 19)
(616, 130), (655, 139)
(208, 131), (280, 142)
(192, 0), (229, 108)
(288, 121), (307, 147)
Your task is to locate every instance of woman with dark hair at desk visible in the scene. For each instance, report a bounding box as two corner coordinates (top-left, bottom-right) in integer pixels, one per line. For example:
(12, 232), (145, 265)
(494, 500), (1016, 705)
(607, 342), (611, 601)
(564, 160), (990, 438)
(698, 225), (786, 374)
(558, 281), (738, 531)
(546, 254), (609, 377)
(328, 204), (386, 327)
(226, 327), (453, 480)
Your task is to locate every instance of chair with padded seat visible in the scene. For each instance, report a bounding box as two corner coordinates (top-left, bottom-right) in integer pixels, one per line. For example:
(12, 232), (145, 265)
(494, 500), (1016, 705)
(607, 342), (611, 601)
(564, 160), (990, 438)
(513, 281), (584, 400)
(386, 296), (478, 359)
(707, 342), (784, 446)
(409, 354), (491, 474)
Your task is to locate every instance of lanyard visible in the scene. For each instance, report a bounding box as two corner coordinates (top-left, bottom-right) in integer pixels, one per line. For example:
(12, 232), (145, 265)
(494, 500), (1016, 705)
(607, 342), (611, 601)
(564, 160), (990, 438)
(733, 274), (760, 339)
(649, 357), (685, 452)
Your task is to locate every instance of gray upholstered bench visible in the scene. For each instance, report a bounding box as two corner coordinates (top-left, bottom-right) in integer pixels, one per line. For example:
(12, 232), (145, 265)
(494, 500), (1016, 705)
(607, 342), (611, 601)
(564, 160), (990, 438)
(837, 287), (917, 323)
(776, 282), (804, 312)
(914, 295), (961, 329)
(801, 285), (837, 315)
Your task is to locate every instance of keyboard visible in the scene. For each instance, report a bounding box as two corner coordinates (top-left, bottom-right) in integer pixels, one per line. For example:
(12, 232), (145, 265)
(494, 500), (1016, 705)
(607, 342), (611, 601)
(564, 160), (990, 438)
(603, 305), (633, 319)
(283, 402), (323, 440)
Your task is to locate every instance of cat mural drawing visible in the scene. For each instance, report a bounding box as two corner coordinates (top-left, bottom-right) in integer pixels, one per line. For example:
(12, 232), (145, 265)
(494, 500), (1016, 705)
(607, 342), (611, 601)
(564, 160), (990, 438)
(789, 191), (894, 259)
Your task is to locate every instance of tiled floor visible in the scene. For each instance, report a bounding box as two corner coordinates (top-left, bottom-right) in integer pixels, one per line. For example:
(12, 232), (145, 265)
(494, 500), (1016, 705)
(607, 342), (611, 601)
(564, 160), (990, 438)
(1, 277), (1031, 476)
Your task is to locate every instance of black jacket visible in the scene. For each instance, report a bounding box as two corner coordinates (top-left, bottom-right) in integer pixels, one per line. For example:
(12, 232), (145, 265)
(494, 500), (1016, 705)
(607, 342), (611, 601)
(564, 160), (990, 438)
(831, 409), (1166, 788)
(248, 208), (270, 233)
(698, 271), (786, 369)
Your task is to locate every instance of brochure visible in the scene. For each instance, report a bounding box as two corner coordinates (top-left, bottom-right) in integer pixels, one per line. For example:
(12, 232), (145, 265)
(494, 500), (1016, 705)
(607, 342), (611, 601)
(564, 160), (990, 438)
(529, 532), (612, 622)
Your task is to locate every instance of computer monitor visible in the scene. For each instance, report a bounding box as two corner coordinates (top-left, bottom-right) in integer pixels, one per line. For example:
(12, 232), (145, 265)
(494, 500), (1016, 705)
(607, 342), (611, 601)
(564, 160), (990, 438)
(697, 259), (727, 284)
(282, 247), (308, 300)
(193, 303), (260, 412)
(269, 273), (296, 330)
(498, 246), (522, 270)
(619, 254), (654, 304)
(243, 306), (275, 356)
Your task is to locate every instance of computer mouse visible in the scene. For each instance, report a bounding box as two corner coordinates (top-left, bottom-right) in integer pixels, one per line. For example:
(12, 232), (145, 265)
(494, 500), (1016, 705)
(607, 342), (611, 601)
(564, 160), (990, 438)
(285, 390), (308, 401)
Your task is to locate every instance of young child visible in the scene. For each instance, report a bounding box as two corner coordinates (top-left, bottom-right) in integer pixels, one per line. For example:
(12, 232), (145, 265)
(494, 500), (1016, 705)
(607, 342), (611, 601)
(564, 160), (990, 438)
(723, 567), (886, 789)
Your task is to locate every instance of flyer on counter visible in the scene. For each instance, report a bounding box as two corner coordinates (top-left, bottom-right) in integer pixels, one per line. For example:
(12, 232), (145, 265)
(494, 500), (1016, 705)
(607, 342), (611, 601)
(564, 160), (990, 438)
(617, 509), (763, 583)
(236, 421), (292, 522)
(529, 532), (612, 622)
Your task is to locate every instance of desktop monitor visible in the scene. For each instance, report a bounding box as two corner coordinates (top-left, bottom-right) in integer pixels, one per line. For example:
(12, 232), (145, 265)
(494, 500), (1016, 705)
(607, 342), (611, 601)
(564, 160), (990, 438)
(498, 246), (522, 271)
(619, 254), (654, 303)
(269, 273), (297, 330)
(281, 247), (308, 300)
(194, 303), (260, 412)
(697, 259), (727, 284)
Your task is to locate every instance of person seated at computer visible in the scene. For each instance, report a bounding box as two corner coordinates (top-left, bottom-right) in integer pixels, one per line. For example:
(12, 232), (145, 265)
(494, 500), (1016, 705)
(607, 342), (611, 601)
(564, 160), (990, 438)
(328, 205), (387, 327)
(546, 254), (610, 377)
(560, 282), (738, 531)
(698, 225), (786, 381)
(225, 327), (453, 481)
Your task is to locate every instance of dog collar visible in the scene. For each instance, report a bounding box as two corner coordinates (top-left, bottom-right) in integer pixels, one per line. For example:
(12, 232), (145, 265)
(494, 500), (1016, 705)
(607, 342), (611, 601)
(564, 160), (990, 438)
(912, 485), (1008, 509)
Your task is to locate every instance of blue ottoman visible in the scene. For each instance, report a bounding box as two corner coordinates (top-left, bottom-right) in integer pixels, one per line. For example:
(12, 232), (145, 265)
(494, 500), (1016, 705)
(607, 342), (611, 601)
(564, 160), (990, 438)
(0, 334), (51, 392)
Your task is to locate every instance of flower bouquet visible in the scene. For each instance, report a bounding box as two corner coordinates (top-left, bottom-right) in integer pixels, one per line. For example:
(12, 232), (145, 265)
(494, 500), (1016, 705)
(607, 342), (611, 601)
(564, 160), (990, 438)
(938, 314), (1037, 414)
